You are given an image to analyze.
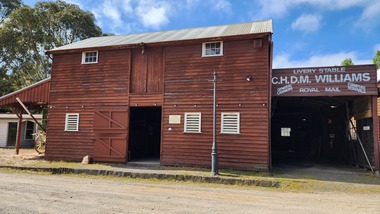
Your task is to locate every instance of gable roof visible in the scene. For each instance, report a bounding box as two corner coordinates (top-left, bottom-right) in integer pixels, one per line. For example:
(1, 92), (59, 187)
(49, 19), (272, 53)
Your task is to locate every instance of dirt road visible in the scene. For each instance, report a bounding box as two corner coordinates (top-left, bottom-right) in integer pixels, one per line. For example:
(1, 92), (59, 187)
(0, 170), (379, 214)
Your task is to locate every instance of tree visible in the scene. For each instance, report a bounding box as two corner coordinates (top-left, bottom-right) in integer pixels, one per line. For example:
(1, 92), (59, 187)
(341, 58), (354, 66)
(0, 0), (22, 96)
(373, 50), (380, 69)
(0, 0), (102, 90)
(0, 0), (22, 22)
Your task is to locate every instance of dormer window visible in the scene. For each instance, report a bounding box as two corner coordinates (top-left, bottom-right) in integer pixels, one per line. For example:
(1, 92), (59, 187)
(202, 41), (223, 57)
(82, 51), (98, 64)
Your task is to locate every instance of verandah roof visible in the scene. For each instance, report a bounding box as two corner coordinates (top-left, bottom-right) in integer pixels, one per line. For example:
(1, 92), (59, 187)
(0, 78), (50, 109)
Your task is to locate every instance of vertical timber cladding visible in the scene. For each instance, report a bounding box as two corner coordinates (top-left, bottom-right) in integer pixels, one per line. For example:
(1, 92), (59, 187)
(129, 47), (164, 106)
(130, 48), (164, 94)
(272, 65), (378, 97)
(46, 49), (130, 161)
(162, 37), (271, 170)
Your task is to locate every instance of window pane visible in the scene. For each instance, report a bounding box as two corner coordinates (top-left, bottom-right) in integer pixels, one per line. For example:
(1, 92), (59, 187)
(25, 121), (35, 139)
(83, 51), (98, 63)
(204, 42), (222, 56)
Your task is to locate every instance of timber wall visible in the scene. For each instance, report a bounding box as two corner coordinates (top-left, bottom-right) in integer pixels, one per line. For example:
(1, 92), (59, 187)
(46, 50), (130, 160)
(162, 39), (270, 169)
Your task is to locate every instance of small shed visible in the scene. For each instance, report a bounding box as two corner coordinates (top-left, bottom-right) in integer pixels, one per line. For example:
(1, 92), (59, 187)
(0, 78), (50, 153)
(0, 114), (42, 148)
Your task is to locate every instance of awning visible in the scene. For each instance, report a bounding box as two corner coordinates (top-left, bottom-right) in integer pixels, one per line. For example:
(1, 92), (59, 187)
(0, 78), (50, 109)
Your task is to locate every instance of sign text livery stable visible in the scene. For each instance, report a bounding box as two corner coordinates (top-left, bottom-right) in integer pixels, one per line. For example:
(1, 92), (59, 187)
(272, 65), (378, 97)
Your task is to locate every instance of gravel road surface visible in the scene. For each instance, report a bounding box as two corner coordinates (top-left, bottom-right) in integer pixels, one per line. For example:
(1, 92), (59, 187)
(0, 170), (379, 214)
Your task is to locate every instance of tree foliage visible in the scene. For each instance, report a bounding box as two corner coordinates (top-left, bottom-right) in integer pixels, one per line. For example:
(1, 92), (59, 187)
(0, 0), (102, 93)
(0, 0), (22, 21)
(373, 50), (380, 69)
(341, 58), (354, 66)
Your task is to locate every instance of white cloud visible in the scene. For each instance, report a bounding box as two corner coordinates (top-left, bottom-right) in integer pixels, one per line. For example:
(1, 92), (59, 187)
(212, 0), (232, 14)
(91, 0), (128, 31)
(273, 51), (372, 69)
(122, 0), (133, 14)
(355, 1), (380, 31)
(136, 0), (171, 30)
(185, 0), (200, 8)
(102, 0), (123, 27)
(291, 14), (322, 32)
(140, 7), (169, 29)
(253, 0), (368, 19)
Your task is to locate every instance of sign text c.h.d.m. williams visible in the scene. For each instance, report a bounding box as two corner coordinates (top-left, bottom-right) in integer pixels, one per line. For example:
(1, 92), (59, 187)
(271, 65), (378, 97)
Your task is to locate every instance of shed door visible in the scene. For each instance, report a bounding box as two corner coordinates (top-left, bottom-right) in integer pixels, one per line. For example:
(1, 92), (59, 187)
(93, 108), (129, 162)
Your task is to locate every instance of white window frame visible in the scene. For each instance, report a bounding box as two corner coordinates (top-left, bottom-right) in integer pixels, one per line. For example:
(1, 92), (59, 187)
(184, 112), (202, 133)
(81, 51), (98, 64)
(221, 112), (240, 134)
(65, 113), (79, 131)
(281, 127), (291, 137)
(202, 41), (223, 57)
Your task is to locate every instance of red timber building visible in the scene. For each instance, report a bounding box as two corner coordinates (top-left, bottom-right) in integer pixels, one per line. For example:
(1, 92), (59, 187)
(1, 19), (379, 173)
(45, 20), (274, 170)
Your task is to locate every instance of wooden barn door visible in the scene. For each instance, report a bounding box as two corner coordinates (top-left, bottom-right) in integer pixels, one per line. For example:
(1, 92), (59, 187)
(93, 107), (129, 162)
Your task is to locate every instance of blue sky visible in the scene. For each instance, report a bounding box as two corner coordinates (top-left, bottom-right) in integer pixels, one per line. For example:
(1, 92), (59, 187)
(24, 0), (380, 69)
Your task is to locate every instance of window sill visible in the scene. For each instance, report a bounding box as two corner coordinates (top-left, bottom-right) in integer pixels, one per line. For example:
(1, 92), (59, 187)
(201, 54), (223, 58)
(220, 132), (240, 135)
(81, 62), (98, 65)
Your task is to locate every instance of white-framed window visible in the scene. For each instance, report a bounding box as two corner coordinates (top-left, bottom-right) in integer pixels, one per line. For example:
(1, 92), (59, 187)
(184, 112), (201, 133)
(281, 127), (291, 137)
(82, 51), (98, 64)
(221, 112), (240, 134)
(65, 113), (79, 131)
(202, 41), (223, 57)
(24, 121), (35, 140)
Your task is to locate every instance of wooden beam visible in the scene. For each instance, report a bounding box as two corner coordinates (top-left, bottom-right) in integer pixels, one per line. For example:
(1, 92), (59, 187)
(15, 110), (23, 155)
(372, 96), (379, 169)
(16, 97), (46, 132)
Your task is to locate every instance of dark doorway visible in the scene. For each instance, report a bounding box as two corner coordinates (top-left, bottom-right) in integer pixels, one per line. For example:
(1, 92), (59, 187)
(271, 96), (356, 166)
(128, 107), (161, 161)
(7, 122), (17, 147)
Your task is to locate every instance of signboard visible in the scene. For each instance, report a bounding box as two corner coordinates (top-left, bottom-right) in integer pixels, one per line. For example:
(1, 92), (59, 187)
(272, 65), (377, 97)
(169, 115), (181, 124)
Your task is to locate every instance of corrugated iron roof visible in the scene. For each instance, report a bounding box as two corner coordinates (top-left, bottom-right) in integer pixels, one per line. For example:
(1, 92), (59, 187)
(0, 78), (50, 108)
(50, 20), (272, 52)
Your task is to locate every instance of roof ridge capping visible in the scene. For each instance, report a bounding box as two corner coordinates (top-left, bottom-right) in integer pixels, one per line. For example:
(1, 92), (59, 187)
(49, 19), (273, 52)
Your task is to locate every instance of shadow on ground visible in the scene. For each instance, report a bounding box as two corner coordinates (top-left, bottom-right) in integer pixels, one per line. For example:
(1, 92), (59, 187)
(273, 161), (380, 185)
